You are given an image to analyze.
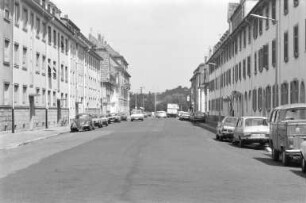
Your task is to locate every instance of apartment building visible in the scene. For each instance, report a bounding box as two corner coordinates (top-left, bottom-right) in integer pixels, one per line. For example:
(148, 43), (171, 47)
(190, 63), (209, 113)
(89, 34), (131, 115)
(207, 0), (306, 120)
(0, 0), (13, 131)
(0, 0), (104, 132)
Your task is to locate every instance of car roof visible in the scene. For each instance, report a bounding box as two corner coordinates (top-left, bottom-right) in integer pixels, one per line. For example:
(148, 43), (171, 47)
(273, 103), (306, 110)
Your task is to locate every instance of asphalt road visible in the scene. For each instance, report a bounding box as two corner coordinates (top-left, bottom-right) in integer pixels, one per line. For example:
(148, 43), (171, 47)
(0, 118), (305, 203)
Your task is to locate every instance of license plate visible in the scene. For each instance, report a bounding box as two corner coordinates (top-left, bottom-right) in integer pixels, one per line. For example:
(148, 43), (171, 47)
(251, 134), (265, 139)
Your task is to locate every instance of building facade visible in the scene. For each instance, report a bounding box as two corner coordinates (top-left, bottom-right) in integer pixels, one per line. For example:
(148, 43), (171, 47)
(207, 0), (306, 120)
(0, 0), (128, 133)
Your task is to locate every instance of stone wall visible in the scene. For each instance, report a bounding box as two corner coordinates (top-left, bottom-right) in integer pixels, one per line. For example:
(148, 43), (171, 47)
(14, 107), (30, 131)
(0, 107), (12, 132)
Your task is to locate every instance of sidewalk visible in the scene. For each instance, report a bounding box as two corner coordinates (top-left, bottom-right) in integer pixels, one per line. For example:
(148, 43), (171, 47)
(0, 126), (70, 150)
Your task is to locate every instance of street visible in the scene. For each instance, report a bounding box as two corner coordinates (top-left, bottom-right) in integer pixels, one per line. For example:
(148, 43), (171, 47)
(1, 118), (305, 203)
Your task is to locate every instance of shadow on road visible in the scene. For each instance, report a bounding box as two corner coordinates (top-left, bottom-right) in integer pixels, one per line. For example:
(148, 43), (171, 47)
(290, 169), (306, 178)
(254, 157), (283, 166)
(227, 142), (267, 150)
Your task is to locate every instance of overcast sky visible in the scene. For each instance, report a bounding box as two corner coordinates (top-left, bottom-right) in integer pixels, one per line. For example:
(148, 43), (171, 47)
(53, 0), (239, 93)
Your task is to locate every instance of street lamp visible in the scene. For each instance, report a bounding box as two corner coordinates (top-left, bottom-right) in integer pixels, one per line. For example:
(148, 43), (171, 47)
(208, 62), (222, 122)
(250, 13), (279, 107)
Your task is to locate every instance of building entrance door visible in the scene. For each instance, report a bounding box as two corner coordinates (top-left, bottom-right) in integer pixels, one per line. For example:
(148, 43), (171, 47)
(29, 96), (35, 130)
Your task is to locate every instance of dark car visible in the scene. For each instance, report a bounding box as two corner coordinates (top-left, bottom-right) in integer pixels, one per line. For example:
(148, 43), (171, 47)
(119, 113), (128, 121)
(190, 111), (206, 123)
(70, 113), (95, 132)
(98, 114), (109, 126)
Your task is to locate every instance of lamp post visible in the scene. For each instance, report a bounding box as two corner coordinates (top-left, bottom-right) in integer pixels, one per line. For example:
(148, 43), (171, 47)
(208, 62), (222, 122)
(250, 14), (279, 107)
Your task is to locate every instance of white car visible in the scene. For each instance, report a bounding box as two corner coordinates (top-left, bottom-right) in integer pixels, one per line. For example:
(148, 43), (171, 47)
(156, 111), (167, 118)
(131, 110), (144, 122)
(301, 141), (306, 173)
(233, 116), (270, 148)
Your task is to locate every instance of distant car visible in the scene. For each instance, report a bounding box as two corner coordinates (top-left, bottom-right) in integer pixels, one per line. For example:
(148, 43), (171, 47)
(98, 114), (109, 126)
(119, 113), (128, 121)
(91, 114), (104, 128)
(131, 110), (144, 121)
(301, 141), (306, 173)
(179, 112), (190, 121)
(190, 111), (206, 123)
(70, 113), (95, 132)
(156, 111), (167, 118)
(216, 116), (238, 141)
(109, 113), (121, 123)
(232, 116), (270, 148)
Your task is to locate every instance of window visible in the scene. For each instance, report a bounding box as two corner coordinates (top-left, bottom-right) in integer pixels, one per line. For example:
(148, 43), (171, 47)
(239, 32), (242, 51)
(15, 2), (20, 25)
(61, 64), (64, 81)
(14, 84), (19, 105)
(243, 28), (246, 48)
(65, 39), (69, 54)
(243, 59), (246, 79)
(284, 31), (289, 62)
(53, 61), (57, 79)
(22, 8), (28, 30)
(281, 83), (289, 105)
(22, 86), (27, 105)
(293, 0), (299, 7)
(22, 47), (27, 70)
(48, 26), (52, 44)
(235, 65), (238, 82)
(61, 36), (64, 53)
(3, 39), (10, 65)
(65, 66), (68, 83)
(42, 23), (47, 41)
(36, 17), (40, 37)
(4, 0), (10, 20)
(48, 91), (51, 106)
(30, 12), (34, 29)
(53, 91), (56, 107)
(245, 57), (250, 79)
(259, 11), (263, 35)
(263, 44), (269, 70)
(290, 80), (299, 104)
(272, 0), (276, 24)
(253, 89), (257, 112)
(272, 39), (276, 67)
(266, 86), (271, 112)
(284, 0), (288, 15)
(258, 48), (263, 73)
(3, 83), (10, 105)
(42, 55), (46, 73)
(53, 29), (57, 47)
(14, 43), (19, 67)
(293, 25), (299, 58)
(36, 52), (40, 73)
(258, 88), (263, 112)
(36, 88), (40, 105)
(254, 52), (257, 75)
(300, 82), (305, 103)
(273, 84), (279, 107)
(248, 26), (251, 44)
(238, 62), (241, 81)
(265, 5), (269, 30)
(42, 89), (46, 105)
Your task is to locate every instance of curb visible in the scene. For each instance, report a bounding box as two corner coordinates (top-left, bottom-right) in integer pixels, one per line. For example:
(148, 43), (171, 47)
(1, 130), (70, 150)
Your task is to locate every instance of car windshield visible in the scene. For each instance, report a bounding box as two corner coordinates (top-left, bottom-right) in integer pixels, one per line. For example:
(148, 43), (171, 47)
(76, 114), (89, 119)
(283, 108), (306, 120)
(132, 110), (143, 114)
(245, 118), (268, 127)
(224, 117), (238, 126)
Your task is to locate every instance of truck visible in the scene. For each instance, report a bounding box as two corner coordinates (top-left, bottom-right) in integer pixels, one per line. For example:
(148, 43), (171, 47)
(167, 103), (179, 118)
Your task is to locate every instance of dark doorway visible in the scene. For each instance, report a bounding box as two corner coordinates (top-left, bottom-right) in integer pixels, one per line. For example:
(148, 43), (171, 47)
(57, 99), (61, 122)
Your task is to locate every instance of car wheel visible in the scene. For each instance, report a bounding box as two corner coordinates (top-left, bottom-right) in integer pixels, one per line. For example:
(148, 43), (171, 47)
(216, 134), (219, 140)
(238, 139), (244, 148)
(282, 150), (289, 166)
(302, 159), (306, 173)
(272, 148), (279, 161)
(131, 119), (134, 122)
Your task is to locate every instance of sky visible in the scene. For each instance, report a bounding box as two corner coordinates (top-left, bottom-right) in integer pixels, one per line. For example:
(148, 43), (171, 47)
(53, 0), (239, 93)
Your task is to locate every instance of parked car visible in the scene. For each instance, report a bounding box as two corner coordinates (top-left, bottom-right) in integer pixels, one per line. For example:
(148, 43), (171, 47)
(109, 113), (121, 123)
(99, 114), (109, 126)
(232, 116), (269, 148)
(190, 111), (206, 123)
(130, 109), (144, 122)
(91, 114), (104, 128)
(216, 116), (238, 141)
(70, 113), (95, 132)
(156, 111), (167, 118)
(119, 113), (128, 121)
(301, 141), (306, 173)
(179, 112), (191, 121)
(268, 103), (306, 166)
